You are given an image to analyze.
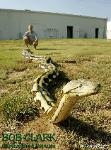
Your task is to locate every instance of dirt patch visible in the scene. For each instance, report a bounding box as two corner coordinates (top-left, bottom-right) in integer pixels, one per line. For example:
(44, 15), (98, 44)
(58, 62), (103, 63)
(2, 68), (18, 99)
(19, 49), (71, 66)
(19, 116), (66, 150)
(61, 63), (81, 79)
(0, 88), (9, 97)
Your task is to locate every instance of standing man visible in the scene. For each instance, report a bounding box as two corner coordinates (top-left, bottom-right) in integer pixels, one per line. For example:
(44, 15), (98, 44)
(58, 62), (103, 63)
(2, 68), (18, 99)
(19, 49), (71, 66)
(23, 25), (38, 49)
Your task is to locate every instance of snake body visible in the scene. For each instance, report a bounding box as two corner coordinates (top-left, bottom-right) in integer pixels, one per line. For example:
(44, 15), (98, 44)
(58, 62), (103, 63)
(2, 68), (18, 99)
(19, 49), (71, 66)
(22, 49), (100, 123)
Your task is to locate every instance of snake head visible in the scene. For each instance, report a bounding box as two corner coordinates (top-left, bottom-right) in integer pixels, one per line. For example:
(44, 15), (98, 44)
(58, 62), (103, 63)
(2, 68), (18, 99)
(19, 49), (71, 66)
(63, 79), (101, 97)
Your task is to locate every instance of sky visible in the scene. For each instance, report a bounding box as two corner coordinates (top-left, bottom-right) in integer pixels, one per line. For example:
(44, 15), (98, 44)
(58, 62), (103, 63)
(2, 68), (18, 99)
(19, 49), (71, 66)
(0, 0), (111, 20)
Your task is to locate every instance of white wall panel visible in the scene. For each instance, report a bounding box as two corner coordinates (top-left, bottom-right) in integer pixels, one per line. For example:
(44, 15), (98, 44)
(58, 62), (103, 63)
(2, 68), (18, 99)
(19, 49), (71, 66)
(0, 9), (107, 40)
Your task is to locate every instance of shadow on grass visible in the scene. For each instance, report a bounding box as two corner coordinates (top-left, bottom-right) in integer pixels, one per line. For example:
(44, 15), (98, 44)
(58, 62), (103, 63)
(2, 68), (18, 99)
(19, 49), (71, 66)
(59, 116), (111, 144)
(37, 48), (60, 50)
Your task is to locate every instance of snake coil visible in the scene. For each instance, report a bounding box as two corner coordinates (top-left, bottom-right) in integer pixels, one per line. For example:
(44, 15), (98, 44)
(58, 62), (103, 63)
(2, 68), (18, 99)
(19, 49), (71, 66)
(22, 49), (100, 123)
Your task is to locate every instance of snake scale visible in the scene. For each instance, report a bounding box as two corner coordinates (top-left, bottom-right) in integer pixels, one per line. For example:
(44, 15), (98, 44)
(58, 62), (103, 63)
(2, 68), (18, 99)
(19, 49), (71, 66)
(22, 49), (100, 123)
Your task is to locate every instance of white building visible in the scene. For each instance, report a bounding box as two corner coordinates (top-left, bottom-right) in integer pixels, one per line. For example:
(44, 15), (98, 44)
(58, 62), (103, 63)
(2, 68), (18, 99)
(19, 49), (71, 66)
(107, 21), (111, 40)
(0, 9), (107, 40)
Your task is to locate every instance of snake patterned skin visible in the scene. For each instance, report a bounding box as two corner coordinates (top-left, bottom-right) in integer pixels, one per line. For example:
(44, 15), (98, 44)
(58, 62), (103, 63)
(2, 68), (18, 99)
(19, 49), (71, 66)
(22, 49), (100, 123)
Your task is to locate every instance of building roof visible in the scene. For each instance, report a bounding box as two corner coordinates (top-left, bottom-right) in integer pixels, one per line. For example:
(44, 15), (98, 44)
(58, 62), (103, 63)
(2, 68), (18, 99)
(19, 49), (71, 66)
(0, 8), (107, 21)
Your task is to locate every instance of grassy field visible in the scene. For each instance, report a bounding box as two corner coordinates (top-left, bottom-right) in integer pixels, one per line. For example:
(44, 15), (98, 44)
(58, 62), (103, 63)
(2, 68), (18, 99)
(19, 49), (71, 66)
(0, 39), (111, 150)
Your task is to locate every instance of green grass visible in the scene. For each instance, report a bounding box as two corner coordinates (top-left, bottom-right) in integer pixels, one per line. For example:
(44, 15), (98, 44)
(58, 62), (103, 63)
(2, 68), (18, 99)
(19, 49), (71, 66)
(0, 39), (111, 150)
